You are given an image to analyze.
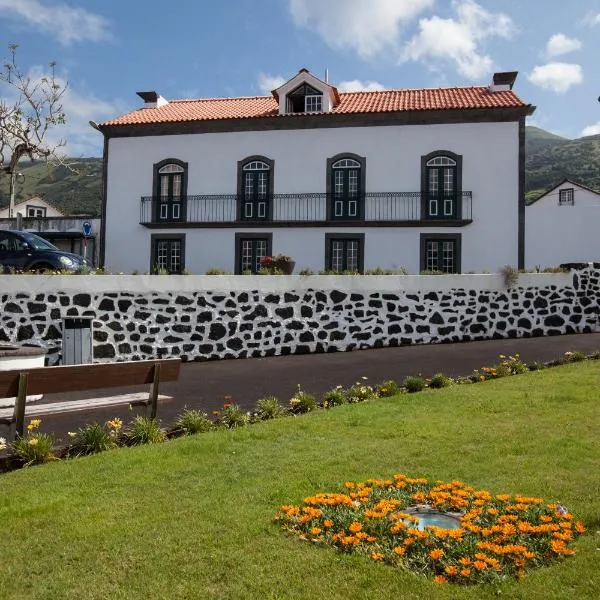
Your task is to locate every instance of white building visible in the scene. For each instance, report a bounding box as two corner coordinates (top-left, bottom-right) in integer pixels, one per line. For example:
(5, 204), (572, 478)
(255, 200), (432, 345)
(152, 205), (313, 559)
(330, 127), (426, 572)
(0, 195), (63, 218)
(526, 179), (600, 269)
(98, 69), (534, 274)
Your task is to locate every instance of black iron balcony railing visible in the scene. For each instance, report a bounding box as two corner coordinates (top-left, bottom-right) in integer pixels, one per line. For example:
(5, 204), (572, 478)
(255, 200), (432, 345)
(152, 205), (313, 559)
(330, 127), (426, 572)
(139, 192), (472, 226)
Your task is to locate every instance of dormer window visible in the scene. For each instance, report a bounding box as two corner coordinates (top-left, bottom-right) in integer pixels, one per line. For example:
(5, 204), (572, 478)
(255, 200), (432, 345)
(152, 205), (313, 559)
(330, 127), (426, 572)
(286, 83), (323, 113)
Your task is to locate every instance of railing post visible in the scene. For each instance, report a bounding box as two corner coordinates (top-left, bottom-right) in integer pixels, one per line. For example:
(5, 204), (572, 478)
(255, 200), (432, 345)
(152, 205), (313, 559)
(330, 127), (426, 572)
(148, 363), (161, 420)
(13, 373), (29, 440)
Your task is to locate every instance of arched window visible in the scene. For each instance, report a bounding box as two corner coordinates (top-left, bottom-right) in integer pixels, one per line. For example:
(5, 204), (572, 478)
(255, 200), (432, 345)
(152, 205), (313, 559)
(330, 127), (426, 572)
(237, 156), (274, 221)
(327, 154), (366, 220)
(153, 158), (188, 222)
(421, 151), (462, 219)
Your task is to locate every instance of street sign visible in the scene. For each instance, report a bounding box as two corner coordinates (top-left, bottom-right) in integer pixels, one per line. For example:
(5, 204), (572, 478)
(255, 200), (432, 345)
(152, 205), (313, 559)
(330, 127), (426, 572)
(82, 221), (92, 237)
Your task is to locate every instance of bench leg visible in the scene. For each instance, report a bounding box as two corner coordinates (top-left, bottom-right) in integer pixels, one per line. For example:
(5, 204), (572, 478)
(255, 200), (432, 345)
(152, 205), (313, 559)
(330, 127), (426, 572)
(14, 373), (29, 440)
(148, 363), (161, 420)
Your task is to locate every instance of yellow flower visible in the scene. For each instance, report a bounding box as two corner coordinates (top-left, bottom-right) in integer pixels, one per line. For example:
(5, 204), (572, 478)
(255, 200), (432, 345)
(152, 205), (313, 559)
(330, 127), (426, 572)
(371, 552), (384, 561)
(323, 519), (333, 528)
(429, 548), (445, 560)
(68, 431), (76, 438)
(349, 521), (362, 533)
(393, 546), (406, 556)
(28, 438), (39, 446)
(309, 527), (322, 536)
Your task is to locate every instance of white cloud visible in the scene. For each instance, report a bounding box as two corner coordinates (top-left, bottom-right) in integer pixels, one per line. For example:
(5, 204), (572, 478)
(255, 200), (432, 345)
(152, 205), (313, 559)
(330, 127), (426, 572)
(581, 122), (600, 137)
(0, 0), (111, 45)
(337, 80), (385, 92)
(546, 33), (582, 58)
(583, 12), (600, 26)
(257, 73), (286, 95)
(528, 62), (583, 94)
(288, 0), (433, 58)
(402, 0), (515, 80)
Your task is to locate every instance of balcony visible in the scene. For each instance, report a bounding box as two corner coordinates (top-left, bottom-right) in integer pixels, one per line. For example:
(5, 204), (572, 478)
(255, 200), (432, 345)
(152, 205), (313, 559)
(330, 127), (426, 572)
(139, 192), (473, 227)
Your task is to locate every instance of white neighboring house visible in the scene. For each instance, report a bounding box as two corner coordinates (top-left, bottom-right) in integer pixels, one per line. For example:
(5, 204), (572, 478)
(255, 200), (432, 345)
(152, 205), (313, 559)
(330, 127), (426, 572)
(526, 179), (600, 269)
(0, 196), (63, 218)
(97, 69), (534, 274)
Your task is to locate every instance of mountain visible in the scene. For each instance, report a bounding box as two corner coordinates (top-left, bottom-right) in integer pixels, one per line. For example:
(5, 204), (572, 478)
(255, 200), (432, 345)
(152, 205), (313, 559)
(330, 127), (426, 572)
(0, 158), (103, 216)
(525, 127), (600, 203)
(0, 126), (599, 215)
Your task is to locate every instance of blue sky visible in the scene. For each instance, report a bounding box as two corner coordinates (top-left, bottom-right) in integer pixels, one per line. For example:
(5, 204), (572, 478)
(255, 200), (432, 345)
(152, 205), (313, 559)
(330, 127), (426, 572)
(1, 0), (600, 156)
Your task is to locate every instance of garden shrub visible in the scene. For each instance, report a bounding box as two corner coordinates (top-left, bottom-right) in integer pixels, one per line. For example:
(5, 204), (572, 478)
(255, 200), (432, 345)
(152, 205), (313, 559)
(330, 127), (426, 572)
(564, 351), (586, 362)
(217, 403), (250, 428)
(403, 376), (426, 393)
(125, 416), (166, 445)
(11, 419), (56, 466)
(68, 420), (120, 456)
(428, 373), (453, 389)
(322, 386), (348, 408)
(175, 409), (214, 435)
(253, 396), (286, 420)
(345, 380), (377, 403)
(375, 379), (401, 397)
(289, 385), (317, 414)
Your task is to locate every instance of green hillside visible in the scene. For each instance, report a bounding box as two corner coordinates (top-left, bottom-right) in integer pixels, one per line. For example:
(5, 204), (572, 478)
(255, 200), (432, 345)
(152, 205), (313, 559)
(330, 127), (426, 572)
(0, 158), (102, 216)
(0, 126), (598, 215)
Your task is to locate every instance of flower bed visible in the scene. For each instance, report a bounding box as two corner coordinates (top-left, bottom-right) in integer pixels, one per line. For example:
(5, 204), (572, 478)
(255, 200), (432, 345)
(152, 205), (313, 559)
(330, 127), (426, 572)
(276, 475), (585, 585)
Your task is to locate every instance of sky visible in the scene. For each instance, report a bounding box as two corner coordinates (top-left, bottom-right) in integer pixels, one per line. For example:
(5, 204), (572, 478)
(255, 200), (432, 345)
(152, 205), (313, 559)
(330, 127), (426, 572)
(1, 0), (599, 157)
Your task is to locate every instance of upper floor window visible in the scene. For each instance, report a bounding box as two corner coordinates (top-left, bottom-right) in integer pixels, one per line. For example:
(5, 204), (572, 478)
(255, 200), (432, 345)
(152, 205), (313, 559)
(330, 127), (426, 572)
(286, 83), (323, 113)
(153, 159), (188, 222)
(422, 152), (462, 220)
(559, 188), (574, 206)
(26, 206), (47, 217)
(237, 156), (274, 221)
(327, 154), (365, 220)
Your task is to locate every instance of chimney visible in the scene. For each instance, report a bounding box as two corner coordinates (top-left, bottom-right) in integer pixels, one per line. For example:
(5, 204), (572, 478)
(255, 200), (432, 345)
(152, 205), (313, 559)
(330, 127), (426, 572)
(136, 91), (169, 108)
(489, 72), (518, 92)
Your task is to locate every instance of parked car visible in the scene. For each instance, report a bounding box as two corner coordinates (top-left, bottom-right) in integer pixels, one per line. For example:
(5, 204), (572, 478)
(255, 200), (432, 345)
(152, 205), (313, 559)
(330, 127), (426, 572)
(0, 230), (91, 273)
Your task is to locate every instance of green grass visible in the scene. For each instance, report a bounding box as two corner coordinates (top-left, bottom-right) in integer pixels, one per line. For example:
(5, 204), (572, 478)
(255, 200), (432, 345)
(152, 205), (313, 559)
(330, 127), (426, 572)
(0, 362), (599, 599)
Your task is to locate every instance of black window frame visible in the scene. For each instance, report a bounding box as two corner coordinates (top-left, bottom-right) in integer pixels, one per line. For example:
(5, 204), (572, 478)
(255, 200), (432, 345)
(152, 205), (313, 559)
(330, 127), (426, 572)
(235, 232), (273, 274)
(419, 233), (461, 274)
(236, 156), (275, 222)
(152, 158), (188, 223)
(150, 234), (186, 274)
(558, 188), (574, 206)
(286, 83), (323, 114)
(326, 153), (366, 221)
(325, 233), (365, 273)
(421, 151), (462, 220)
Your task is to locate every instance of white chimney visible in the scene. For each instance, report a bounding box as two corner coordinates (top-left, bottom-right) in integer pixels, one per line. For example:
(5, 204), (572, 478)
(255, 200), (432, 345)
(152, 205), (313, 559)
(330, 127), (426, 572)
(136, 91), (169, 108)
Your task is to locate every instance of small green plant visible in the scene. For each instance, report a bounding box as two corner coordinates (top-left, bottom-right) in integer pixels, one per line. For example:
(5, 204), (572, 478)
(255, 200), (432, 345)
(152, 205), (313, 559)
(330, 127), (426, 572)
(363, 267), (408, 275)
(299, 268), (315, 276)
(590, 350), (600, 360)
(205, 267), (232, 275)
(375, 379), (401, 397)
(125, 416), (166, 445)
(499, 353), (529, 374)
(403, 375), (426, 393)
(11, 419), (57, 466)
(345, 379), (377, 403)
(500, 265), (519, 288)
(175, 409), (214, 435)
(528, 361), (546, 371)
(68, 422), (117, 457)
(288, 385), (317, 414)
(322, 386), (348, 408)
(217, 402), (250, 428)
(419, 269), (445, 275)
(428, 373), (452, 389)
(253, 395), (286, 420)
(564, 351), (586, 362)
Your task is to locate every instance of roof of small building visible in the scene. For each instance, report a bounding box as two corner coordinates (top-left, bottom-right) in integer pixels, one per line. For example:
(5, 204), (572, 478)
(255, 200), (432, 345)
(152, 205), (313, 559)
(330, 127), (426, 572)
(527, 178), (600, 205)
(101, 86), (531, 128)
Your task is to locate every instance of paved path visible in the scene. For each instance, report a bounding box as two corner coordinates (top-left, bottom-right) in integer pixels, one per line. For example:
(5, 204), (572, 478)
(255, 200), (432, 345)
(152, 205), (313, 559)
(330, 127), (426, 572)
(10, 332), (600, 445)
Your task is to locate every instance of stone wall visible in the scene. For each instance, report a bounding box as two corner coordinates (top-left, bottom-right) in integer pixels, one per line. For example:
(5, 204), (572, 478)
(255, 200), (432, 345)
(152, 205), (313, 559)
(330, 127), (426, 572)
(1, 270), (599, 364)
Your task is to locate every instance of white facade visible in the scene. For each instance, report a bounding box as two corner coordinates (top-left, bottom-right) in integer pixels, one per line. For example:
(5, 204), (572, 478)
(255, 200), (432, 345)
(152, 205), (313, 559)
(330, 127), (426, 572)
(0, 196), (63, 218)
(526, 180), (600, 268)
(104, 121), (520, 274)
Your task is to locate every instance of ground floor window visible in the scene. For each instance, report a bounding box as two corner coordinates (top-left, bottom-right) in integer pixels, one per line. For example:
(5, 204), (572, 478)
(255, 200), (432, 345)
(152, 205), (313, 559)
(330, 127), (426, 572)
(151, 234), (185, 274)
(420, 233), (461, 273)
(325, 233), (364, 273)
(235, 233), (272, 274)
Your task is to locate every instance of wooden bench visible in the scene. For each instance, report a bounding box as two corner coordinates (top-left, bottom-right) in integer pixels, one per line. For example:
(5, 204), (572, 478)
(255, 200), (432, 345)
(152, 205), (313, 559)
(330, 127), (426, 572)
(0, 358), (181, 440)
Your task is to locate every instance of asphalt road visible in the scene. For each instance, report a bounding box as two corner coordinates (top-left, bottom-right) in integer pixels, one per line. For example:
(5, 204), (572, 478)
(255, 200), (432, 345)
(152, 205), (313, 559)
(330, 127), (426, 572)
(18, 331), (600, 446)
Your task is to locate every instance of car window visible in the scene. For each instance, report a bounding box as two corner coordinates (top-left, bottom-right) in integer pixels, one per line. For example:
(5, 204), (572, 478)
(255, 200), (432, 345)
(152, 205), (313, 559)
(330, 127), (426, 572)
(0, 232), (27, 252)
(21, 232), (57, 250)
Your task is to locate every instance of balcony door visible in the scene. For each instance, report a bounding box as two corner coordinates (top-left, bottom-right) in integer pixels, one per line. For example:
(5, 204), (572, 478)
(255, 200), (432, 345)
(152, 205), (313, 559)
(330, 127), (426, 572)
(241, 160), (271, 221)
(157, 163), (185, 222)
(425, 156), (458, 219)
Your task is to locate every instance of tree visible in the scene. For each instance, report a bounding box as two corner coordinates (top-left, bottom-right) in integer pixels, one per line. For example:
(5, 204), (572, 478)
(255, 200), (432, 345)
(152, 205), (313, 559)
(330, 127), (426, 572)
(0, 44), (67, 217)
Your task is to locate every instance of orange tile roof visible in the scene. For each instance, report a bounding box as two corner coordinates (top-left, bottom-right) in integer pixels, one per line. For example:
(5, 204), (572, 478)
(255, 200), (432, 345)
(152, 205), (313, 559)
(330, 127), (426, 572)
(101, 87), (529, 127)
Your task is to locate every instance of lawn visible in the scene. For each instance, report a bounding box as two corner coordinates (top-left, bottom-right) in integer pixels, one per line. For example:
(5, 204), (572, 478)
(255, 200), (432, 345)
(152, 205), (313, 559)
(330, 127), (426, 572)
(0, 361), (598, 599)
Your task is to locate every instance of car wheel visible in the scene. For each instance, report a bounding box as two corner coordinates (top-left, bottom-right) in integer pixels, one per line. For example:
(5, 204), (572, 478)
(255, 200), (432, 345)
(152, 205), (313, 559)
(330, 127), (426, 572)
(31, 263), (56, 274)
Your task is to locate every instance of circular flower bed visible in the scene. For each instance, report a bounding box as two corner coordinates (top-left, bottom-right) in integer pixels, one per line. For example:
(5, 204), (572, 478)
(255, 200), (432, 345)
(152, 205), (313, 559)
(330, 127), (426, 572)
(276, 474), (585, 585)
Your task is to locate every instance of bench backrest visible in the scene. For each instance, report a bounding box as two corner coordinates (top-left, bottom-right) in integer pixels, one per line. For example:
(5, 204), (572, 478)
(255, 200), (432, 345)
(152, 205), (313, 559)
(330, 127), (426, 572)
(0, 358), (181, 398)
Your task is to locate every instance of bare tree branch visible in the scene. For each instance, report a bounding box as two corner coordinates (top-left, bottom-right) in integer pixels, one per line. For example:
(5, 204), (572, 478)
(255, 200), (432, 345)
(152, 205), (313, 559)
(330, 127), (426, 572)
(0, 44), (68, 178)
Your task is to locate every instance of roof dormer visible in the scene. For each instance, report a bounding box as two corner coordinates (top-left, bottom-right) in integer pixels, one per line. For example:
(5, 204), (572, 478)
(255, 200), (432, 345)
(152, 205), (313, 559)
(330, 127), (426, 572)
(272, 68), (340, 115)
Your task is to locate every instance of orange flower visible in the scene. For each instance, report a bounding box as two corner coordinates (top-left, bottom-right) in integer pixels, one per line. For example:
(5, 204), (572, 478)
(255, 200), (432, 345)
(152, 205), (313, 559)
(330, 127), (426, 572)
(458, 557), (472, 566)
(473, 561), (487, 571)
(349, 521), (362, 533)
(575, 521), (586, 533)
(434, 575), (447, 584)
(444, 566), (459, 576)
(393, 546), (406, 556)
(323, 520), (333, 528)
(371, 552), (384, 561)
(309, 527), (322, 535)
(460, 568), (472, 577)
(429, 548), (445, 560)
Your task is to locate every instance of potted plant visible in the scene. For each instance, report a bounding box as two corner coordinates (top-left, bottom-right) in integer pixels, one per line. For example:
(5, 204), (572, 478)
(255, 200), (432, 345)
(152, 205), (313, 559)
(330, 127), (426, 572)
(259, 254), (295, 274)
